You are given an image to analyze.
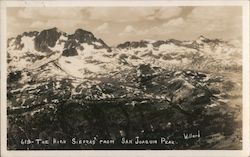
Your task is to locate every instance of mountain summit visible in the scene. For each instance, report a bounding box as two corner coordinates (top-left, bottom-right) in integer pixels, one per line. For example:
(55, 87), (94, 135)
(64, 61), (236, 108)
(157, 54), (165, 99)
(34, 27), (62, 52)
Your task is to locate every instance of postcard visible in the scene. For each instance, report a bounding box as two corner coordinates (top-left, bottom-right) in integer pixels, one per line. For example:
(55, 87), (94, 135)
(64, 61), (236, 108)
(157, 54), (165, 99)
(0, 0), (249, 157)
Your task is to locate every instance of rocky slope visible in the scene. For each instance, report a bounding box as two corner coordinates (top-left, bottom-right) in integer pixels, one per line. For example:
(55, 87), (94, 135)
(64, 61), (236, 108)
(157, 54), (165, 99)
(7, 28), (242, 150)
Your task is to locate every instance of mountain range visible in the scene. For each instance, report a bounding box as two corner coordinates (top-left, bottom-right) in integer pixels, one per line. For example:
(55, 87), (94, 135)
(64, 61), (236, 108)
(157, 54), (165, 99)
(7, 27), (241, 79)
(7, 27), (242, 150)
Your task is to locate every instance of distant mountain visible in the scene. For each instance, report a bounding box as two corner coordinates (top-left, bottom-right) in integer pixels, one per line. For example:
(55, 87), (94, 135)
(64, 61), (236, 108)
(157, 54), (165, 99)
(116, 36), (241, 68)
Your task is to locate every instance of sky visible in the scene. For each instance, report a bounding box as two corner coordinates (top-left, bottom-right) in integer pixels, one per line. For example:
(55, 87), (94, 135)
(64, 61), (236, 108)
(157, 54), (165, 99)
(7, 6), (242, 46)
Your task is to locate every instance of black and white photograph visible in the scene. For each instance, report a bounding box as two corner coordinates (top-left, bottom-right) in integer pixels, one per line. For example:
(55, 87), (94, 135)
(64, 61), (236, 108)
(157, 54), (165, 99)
(1, 1), (249, 157)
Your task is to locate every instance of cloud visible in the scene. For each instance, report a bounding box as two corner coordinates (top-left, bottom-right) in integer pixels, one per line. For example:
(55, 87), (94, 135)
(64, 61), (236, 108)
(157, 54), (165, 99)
(18, 8), (36, 19)
(18, 7), (84, 19)
(7, 6), (242, 43)
(185, 6), (242, 38)
(95, 22), (109, 34)
(157, 7), (183, 20)
(30, 21), (44, 28)
(86, 7), (182, 22)
(17, 7), (182, 22)
(46, 19), (87, 28)
(124, 25), (137, 33)
(150, 17), (185, 34)
(119, 17), (185, 37)
(123, 7), (242, 40)
(119, 25), (138, 36)
(87, 8), (151, 22)
(187, 7), (237, 21)
(17, 7), (89, 33)
(162, 17), (185, 27)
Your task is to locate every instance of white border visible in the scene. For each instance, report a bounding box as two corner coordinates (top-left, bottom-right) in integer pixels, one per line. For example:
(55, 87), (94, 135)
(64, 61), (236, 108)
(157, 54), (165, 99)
(0, 1), (249, 157)
(242, 1), (250, 157)
(0, 0), (248, 7)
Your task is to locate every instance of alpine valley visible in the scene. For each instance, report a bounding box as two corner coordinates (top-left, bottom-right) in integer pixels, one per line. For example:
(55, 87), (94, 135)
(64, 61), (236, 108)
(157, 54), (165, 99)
(7, 27), (242, 150)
